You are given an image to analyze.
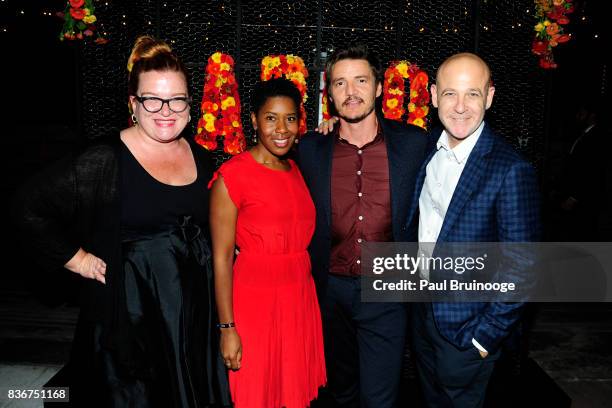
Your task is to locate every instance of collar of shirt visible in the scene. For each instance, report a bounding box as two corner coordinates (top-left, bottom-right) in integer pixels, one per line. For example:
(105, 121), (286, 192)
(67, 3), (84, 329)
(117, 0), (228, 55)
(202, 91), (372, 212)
(436, 121), (485, 164)
(335, 122), (384, 148)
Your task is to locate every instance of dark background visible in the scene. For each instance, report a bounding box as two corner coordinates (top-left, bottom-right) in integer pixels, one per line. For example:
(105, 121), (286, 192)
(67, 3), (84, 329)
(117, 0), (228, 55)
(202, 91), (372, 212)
(1, 0), (610, 342)
(2, 0), (609, 186)
(1, 1), (611, 405)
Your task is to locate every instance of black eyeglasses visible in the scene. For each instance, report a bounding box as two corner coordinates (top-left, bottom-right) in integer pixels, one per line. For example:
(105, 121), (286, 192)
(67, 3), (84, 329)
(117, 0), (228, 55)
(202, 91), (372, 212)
(134, 96), (192, 113)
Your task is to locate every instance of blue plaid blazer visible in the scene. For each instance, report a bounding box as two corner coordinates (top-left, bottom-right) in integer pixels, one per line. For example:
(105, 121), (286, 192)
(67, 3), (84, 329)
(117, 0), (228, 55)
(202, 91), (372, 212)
(406, 123), (541, 353)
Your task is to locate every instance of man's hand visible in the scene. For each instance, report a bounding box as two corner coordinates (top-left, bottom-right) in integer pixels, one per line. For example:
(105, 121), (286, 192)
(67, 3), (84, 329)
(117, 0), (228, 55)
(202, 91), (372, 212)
(479, 350), (488, 359)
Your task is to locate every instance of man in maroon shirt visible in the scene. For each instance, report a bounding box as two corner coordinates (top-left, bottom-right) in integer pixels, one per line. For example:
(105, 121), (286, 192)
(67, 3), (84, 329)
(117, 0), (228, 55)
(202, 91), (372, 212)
(297, 45), (427, 407)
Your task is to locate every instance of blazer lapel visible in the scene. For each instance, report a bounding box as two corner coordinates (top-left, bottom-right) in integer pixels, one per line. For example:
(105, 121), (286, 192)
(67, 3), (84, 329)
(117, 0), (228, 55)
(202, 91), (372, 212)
(406, 148), (435, 227)
(406, 129), (441, 228)
(385, 127), (407, 231)
(437, 126), (494, 242)
(317, 135), (334, 227)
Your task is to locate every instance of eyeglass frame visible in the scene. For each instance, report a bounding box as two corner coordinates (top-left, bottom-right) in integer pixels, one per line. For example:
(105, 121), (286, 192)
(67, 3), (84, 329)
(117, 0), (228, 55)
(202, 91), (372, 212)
(133, 95), (192, 113)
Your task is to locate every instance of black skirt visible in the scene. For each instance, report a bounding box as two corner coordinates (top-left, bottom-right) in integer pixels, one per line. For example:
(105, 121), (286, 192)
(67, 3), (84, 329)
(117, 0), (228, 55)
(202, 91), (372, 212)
(53, 221), (230, 407)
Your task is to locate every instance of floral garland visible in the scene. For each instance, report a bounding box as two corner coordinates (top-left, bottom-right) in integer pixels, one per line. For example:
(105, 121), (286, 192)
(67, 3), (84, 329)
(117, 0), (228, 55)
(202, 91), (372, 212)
(532, 0), (574, 69)
(195, 52), (246, 155)
(261, 55), (309, 136)
(58, 0), (107, 43)
(321, 72), (332, 121)
(382, 61), (430, 129)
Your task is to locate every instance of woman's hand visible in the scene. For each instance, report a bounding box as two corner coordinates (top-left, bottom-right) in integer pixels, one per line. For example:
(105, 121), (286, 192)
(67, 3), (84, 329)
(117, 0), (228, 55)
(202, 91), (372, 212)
(315, 116), (339, 135)
(64, 248), (107, 284)
(220, 328), (242, 370)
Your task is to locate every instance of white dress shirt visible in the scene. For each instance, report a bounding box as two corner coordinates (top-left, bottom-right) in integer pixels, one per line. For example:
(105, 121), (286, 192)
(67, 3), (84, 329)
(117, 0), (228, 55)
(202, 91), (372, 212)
(418, 121), (488, 353)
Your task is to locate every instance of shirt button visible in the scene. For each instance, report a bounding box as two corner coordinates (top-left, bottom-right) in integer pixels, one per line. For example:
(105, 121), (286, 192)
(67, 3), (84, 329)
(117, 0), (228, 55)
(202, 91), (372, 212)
(356, 259), (361, 264)
(358, 215), (364, 221)
(357, 150), (363, 155)
(357, 238), (363, 243)
(358, 192), (363, 197)
(357, 170), (362, 175)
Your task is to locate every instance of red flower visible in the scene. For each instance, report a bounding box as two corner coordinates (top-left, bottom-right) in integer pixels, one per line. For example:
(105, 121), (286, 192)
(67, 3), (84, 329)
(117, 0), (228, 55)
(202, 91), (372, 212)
(412, 71), (428, 87)
(531, 39), (549, 55)
(195, 134), (218, 151)
(70, 7), (86, 20)
(70, 0), (85, 8)
(557, 16), (570, 24)
(539, 57), (557, 69)
(207, 64), (222, 76)
(556, 34), (571, 43)
(94, 37), (109, 45)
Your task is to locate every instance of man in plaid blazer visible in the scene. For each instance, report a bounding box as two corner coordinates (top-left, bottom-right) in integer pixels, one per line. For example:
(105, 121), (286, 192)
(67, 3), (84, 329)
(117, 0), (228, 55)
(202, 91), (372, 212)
(406, 53), (541, 407)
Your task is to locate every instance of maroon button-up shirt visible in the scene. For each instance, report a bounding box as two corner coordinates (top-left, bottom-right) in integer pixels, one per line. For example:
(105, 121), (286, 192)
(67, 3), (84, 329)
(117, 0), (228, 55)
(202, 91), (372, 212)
(330, 125), (392, 276)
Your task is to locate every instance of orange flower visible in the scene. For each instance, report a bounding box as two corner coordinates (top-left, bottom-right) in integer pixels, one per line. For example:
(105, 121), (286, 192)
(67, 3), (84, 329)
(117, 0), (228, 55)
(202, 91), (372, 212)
(195, 53), (245, 154)
(546, 23), (559, 35)
(260, 54), (309, 137)
(381, 60), (429, 129)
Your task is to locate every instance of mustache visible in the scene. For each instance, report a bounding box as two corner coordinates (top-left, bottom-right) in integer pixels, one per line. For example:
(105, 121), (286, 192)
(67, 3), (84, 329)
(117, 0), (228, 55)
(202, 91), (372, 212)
(342, 96), (364, 106)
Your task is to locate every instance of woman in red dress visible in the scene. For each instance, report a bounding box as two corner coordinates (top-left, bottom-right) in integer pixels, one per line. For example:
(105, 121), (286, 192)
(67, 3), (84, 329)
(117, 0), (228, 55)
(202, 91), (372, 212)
(209, 78), (326, 407)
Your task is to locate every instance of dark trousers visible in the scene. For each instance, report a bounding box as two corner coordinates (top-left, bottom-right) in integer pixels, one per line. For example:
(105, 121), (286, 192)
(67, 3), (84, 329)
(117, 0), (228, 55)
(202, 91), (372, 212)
(411, 303), (499, 408)
(318, 274), (407, 408)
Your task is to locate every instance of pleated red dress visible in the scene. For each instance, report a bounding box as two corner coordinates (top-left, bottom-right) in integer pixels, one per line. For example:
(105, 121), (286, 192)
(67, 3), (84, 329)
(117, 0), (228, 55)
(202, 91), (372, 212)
(210, 151), (326, 408)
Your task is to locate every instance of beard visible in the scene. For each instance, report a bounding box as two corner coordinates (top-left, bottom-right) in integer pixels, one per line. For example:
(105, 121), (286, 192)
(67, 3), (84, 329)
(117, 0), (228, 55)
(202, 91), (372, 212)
(334, 96), (377, 124)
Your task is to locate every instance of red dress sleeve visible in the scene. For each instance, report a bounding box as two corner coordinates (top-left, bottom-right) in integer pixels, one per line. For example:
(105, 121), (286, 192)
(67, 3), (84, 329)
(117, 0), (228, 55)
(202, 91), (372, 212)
(208, 160), (242, 208)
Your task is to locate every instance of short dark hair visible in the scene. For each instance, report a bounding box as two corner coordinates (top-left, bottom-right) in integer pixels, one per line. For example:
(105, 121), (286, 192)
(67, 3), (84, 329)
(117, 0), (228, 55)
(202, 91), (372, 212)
(325, 44), (383, 90)
(250, 78), (302, 118)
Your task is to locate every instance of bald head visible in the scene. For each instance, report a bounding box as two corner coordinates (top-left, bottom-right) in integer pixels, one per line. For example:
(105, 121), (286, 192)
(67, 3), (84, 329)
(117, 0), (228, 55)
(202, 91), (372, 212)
(436, 52), (492, 89)
(431, 52), (495, 148)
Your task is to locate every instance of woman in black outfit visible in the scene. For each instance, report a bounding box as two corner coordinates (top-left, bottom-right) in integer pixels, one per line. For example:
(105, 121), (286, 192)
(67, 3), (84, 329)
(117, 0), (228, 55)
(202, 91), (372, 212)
(13, 36), (229, 407)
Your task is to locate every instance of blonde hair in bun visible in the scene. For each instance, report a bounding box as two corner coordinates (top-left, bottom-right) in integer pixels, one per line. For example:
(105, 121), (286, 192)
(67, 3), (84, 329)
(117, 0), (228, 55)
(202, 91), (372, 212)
(126, 35), (189, 114)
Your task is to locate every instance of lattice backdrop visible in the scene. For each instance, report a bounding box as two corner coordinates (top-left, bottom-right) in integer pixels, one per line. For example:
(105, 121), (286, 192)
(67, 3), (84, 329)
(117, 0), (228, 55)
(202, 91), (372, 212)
(78, 0), (547, 168)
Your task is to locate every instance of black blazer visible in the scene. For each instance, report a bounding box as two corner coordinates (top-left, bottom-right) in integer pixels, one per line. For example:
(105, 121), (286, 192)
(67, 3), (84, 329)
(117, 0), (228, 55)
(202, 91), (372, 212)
(296, 116), (427, 294)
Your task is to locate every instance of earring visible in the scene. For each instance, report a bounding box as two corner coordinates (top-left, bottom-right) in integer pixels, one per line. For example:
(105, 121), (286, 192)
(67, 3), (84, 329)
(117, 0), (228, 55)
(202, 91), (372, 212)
(131, 114), (138, 125)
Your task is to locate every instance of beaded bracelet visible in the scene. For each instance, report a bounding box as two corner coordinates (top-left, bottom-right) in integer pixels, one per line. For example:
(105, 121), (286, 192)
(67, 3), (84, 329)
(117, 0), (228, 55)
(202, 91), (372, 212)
(217, 322), (236, 329)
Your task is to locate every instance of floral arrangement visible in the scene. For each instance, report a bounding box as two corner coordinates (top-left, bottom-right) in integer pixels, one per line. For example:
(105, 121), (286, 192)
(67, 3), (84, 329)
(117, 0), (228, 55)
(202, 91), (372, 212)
(260, 55), (309, 136)
(58, 0), (108, 43)
(532, 0), (574, 69)
(382, 61), (430, 129)
(321, 72), (332, 121)
(195, 52), (246, 155)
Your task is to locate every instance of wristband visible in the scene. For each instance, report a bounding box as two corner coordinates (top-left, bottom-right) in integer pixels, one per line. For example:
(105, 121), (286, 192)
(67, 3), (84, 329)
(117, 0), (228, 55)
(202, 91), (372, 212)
(217, 322), (235, 329)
